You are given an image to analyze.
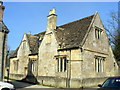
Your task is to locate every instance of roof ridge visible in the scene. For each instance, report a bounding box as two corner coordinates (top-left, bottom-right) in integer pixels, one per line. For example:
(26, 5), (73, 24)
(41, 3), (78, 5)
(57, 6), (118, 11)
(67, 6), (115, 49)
(26, 33), (39, 39)
(34, 31), (46, 36)
(58, 14), (95, 28)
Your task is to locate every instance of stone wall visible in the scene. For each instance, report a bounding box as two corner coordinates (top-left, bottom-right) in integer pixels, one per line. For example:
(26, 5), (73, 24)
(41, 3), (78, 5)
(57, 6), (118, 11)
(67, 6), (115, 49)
(81, 77), (107, 88)
(37, 76), (108, 88)
(37, 76), (56, 87)
(38, 31), (58, 76)
(10, 34), (31, 75)
(82, 13), (119, 78)
(9, 74), (108, 88)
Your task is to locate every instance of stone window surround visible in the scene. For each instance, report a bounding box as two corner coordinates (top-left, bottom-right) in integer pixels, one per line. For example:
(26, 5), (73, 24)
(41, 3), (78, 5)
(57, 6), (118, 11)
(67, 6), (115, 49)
(94, 55), (105, 73)
(55, 55), (67, 73)
(13, 59), (19, 72)
(95, 26), (103, 39)
(29, 59), (37, 72)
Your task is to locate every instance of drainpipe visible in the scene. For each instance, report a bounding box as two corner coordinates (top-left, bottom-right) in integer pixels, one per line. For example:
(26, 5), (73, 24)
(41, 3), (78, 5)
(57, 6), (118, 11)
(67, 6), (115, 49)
(66, 56), (69, 88)
(0, 32), (7, 81)
(69, 50), (71, 88)
(6, 50), (10, 82)
(36, 54), (39, 78)
(66, 50), (71, 88)
(79, 46), (83, 88)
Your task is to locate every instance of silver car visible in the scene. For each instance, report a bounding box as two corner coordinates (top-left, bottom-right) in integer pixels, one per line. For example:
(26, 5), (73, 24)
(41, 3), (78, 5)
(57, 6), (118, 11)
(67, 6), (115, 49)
(0, 81), (15, 90)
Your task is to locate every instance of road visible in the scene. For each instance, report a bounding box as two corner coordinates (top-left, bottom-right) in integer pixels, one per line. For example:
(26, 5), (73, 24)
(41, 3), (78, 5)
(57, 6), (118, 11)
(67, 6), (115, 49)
(8, 80), (98, 90)
(9, 80), (52, 89)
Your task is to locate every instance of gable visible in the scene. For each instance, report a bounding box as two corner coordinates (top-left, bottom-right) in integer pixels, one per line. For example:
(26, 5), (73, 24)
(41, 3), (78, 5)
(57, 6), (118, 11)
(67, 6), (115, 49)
(38, 31), (58, 76)
(17, 34), (31, 57)
(10, 32), (45, 58)
(92, 12), (104, 30)
(83, 12), (110, 54)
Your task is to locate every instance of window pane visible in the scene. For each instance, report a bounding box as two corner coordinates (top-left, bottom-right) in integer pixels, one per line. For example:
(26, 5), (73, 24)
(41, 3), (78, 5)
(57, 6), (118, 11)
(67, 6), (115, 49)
(57, 59), (59, 72)
(98, 30), (99, 39)
(98, 59), (100, 72)
(64, 58), (67, 72)
(60, 58), (62, 72)
(95, 59), (97, 72)
(95, 29), (97, 38)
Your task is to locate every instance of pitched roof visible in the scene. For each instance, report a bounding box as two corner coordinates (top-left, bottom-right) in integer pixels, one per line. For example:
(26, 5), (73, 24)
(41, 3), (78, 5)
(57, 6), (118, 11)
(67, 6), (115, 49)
(10, 13), (95, 58)
(34, 31), (45, 40)
(27, 32), (45, 54)
(26, 34), (39, 55)
(10, 32), (45, 58)
(26, 32), (45, 55)
(27, 32), (46, 55)
(10, 47), (19, 58)
(55, 14), (94, 49)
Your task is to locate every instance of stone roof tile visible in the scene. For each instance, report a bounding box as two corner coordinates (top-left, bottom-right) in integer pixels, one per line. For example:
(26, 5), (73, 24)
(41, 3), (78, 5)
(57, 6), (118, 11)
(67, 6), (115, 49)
(10, 14), (94, 58)
(55, 14), (94, 49)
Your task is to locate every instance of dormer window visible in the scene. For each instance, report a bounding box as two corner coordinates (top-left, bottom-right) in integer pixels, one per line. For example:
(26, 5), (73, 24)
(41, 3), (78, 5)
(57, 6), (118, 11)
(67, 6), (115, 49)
(95, 26), (103, 39)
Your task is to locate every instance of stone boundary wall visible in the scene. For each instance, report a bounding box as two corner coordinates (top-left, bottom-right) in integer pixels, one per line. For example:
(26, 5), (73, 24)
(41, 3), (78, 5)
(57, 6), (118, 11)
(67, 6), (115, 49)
(9, 74), (108, 88)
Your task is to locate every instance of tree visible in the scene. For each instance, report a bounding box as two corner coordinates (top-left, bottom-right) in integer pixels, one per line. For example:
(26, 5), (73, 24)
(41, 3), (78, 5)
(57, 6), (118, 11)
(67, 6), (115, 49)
(105, 11), (120, 61)
(113, 32), (120, 61)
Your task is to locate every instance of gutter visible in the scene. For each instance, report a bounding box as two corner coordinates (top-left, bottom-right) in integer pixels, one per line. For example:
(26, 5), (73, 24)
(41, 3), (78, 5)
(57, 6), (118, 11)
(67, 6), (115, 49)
(58, 47), (79, 51)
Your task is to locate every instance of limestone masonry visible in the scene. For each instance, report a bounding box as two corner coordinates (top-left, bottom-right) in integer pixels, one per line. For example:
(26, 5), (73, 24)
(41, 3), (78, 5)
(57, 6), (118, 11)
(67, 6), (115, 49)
(10, 8), (119, 88)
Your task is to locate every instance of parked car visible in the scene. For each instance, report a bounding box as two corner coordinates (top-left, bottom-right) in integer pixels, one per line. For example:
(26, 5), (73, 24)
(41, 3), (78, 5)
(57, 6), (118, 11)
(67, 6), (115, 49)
(0, 81), (15, 90)
(98, 77), (120, 90)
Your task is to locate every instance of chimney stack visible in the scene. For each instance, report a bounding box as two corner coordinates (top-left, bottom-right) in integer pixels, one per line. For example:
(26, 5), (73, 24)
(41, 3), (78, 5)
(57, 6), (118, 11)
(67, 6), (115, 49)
(0, 1), (5, 22)
(46, 8), (57, 33)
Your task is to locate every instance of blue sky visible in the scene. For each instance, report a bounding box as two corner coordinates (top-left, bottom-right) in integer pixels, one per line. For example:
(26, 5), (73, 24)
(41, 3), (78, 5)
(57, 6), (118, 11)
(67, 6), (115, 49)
(3, 2), (118, 50)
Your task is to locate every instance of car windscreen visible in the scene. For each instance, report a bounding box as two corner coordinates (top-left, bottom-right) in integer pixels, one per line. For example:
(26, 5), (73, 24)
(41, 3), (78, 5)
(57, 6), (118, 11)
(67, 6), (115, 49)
(102, 78), (120, 88)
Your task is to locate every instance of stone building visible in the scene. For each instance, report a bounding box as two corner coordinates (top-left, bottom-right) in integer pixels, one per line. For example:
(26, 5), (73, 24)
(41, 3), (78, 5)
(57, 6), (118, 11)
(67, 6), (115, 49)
(0, 1), (9, 81)
(10, 32), (45, 83)
(10, 9), (119, 88)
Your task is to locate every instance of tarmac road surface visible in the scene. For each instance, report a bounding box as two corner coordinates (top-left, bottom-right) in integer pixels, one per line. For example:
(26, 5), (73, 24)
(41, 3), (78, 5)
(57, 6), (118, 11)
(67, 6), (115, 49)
(9, 80), (98, 90)
(9, 80), (52, 89)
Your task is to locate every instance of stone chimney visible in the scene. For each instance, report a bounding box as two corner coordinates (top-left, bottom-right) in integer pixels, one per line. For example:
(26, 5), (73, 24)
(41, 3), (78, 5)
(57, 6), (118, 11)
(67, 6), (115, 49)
(46, 8), (57, 33)
(0, 1), (5, 22)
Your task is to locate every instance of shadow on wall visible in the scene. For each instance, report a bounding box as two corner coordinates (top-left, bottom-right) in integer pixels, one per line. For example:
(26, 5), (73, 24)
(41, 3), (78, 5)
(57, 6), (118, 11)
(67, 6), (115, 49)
(21, 60), (38, 84)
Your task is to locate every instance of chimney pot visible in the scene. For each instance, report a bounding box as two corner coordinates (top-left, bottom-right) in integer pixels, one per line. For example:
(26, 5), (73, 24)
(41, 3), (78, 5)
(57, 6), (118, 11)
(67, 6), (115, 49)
(49, 8), (56, 15)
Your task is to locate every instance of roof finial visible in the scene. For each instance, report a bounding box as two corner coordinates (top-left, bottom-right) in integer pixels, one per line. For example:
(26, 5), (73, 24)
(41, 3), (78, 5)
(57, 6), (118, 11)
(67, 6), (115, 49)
(95, 11), (98, 15)
(49, 8), (56, 15)
(28, 31), (31, 35)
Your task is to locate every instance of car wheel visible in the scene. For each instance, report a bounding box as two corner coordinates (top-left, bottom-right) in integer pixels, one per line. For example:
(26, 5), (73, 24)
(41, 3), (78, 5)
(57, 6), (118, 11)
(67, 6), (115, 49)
(1, 88), (10, 90)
